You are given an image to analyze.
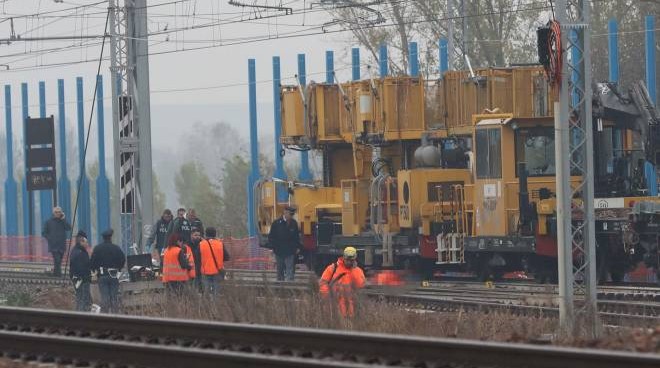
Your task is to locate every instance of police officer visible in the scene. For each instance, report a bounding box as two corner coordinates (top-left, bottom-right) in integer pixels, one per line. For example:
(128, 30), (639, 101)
(147, 209), (174, 260)
(188, 208), (204, 235)
(172, 208), (192, 244)
(90, 229), (126, 313)
(69, 230), (92, 311)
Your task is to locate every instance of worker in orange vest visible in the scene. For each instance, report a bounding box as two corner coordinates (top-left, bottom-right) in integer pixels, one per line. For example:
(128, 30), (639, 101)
(162, 233), (193, 295)
(319, 246), (366, 317)
(199, 227), (227, 295)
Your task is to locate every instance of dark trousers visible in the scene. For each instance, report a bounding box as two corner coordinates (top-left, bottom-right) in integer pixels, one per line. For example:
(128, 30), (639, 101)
(165, 281), (188, 297)
(98, 275), (120, 313)
(202, 274), (220, 296)
(275, 254), (295, 281)
(74, 281), (92, 312)
(51, 251), (63, 277)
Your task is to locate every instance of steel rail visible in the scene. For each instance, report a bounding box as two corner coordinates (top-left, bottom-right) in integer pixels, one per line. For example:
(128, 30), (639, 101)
(0, 307), (659, 368)
(0, 330), (374, 368)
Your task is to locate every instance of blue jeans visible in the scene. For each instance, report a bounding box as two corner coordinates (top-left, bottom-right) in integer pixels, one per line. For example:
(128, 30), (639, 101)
(276, 254), (295, 281)
(202, 275), (220, 296)
(98, 275), (120, 313)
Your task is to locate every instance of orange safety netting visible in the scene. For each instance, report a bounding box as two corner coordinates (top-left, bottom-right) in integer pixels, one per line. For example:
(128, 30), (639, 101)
(0, 236), (274, 270)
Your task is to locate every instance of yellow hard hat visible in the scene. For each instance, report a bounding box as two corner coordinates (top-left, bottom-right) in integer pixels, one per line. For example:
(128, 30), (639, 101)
(343, 246), (357, 259)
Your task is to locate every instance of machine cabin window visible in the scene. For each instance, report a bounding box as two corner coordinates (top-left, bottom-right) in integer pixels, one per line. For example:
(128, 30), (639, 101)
(475, 128), (502, 179)
(514, 127), (555, 177)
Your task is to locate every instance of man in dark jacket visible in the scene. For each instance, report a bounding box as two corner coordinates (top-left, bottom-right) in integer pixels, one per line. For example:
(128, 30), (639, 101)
(188, 208), (204, 235)
(172, 208), (192, 244)
(90, 229), (126, 313)
(42, 206), (72, 277)
(189, 229), (203, 291)
(69, 230), (92, 311)
(268, 206), (302, 281)
(147, 209), (174, 258)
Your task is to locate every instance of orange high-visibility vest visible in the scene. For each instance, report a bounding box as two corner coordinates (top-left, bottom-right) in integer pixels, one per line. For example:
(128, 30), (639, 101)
(200, 239), (224, 275)
(162, 246), (190, 282)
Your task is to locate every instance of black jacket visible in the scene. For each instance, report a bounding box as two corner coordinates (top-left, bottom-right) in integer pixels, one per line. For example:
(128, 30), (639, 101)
(69, 243), (91, 282)
(190, 218), (204, 234)
(147, 218), (173, 251)
(90, 241), (126, 271)
(173, 217), (192, 244)
(268, 217), (302, 257)
(42, 217), (72, 252)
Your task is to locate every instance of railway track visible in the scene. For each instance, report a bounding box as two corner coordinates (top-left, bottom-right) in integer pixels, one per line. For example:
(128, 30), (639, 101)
(0, 306), (658, 368)
(1, 262), (657, 326)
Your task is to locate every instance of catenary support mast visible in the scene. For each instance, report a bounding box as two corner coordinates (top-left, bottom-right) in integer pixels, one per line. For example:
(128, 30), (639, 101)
(555, 0), (598, 337)
(108, 0), (154, 253)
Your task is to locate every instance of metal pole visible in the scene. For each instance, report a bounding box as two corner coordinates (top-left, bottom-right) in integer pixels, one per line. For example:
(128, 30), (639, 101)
(247, 59), (259, 237)
(57, 79), (71, 220)
(21, 82), (33, 236)
(39, 81), (54, 226)
(108, 0), (122, 246)
(133, 0), (154, 248)
(4, 85), (18, 235)
(556, 0), (598, 337)
(96, 75), (111, 241)
(608, 19), (619, 83)
(646, 15), (657, 104)
(326, 50), (334, 84)
(297, 53), (313, 182)
(272, 56), (288, 202)
(447, 0), (454, 70)
(76, 77), (91, 237)
(379, 44), (388, 77)
(352, 48), (360, 80)
(439, 38), (449, 75)
(409, 42), (419, 77)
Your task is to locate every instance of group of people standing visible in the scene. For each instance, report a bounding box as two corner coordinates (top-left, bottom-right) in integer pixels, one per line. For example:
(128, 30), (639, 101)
(148, 208), (229, 296)
(42, 204), (365, 318)
(41, 205), (126, 313)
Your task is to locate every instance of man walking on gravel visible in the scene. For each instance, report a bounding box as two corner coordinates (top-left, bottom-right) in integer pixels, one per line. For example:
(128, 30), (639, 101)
(42, 206), (72, 277)
(319, 246), (366, 317)
(268, 206), (302, 281)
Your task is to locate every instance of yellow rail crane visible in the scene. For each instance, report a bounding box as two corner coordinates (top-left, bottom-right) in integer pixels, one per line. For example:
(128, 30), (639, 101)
(255, 65), (660, 283)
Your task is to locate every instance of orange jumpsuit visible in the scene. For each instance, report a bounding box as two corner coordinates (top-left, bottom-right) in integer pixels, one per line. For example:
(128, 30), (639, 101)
(319, 257), (366, 317)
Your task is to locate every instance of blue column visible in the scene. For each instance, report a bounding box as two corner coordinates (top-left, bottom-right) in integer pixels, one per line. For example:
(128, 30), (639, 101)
(57, 80), (71, 221)
(76, 77), (91, 236)
(247, 59), (259, 237)
(608, 20), (619, 83)
(608, 19), (622, 158)
(297, 53), (313, 182)
(21, 83), (33, 235)
(439, 38), (449, 75)
(644, 15), (658, 196)
(352, 48), (360, 80)
(409, 41), (419, 77)
(272, 56), (287, 202)
(646, 15), (657, 104)
(96, 75), (111, 241)
(4, 85), (18, 235)
(570, 30), (580, 108)
(379, 44), (388, 77)
(38, 81), (54, 227)
(326, 50), (334, 84)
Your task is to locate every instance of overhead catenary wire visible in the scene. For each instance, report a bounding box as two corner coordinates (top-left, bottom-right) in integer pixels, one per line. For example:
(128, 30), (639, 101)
(0, 2), (553, 73)
(62, 6), (111, 279)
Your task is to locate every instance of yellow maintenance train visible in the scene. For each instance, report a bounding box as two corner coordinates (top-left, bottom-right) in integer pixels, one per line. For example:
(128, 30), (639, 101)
(255, 65), (660, 283)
